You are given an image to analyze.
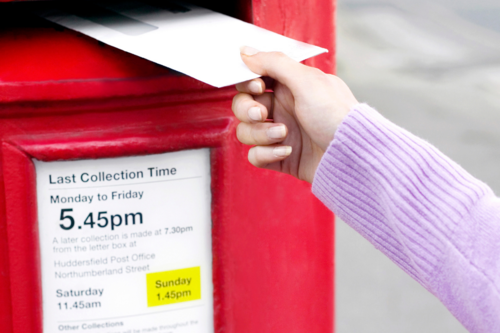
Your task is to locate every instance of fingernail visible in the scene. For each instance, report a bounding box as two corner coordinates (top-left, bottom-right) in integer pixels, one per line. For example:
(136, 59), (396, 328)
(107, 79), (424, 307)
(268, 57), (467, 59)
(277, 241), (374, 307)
(240, 46), (260, 56)
(248, 107), (262, 121)
(267, 125), (286, 139)
(249, 80), (263, 94)
(273, 146), (292, 158)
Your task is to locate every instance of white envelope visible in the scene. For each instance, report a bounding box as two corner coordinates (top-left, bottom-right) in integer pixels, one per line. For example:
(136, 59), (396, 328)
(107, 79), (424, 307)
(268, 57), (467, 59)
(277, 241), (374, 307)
(37, 1), (327, 88)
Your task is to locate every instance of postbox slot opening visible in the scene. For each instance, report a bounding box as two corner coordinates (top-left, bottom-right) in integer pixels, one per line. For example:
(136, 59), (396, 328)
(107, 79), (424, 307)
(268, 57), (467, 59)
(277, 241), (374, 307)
(189, 0), (252, 22)
(0, 0), (253, 28)
(0, 0), (253, 85)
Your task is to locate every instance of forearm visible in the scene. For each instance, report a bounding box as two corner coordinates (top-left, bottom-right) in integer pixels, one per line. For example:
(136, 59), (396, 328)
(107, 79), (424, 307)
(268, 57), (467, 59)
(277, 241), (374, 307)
(312, 104), (500, 332)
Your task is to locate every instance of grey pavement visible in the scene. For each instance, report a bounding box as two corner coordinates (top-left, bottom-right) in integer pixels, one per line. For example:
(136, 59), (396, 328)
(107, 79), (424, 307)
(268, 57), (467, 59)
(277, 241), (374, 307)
(335, 1), (500, 332)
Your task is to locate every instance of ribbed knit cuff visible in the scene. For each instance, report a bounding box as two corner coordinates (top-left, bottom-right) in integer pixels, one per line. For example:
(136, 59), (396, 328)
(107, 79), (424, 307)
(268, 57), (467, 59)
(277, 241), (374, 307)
(312, 104), (490, 287)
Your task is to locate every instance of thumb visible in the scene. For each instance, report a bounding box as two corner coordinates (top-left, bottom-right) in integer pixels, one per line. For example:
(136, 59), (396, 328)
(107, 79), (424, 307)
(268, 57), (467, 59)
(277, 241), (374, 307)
(240, 46), (313, 92)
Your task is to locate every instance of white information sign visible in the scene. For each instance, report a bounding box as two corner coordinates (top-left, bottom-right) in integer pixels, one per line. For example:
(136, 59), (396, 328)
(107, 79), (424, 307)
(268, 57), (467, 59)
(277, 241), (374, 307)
(35, 149), (213, 333)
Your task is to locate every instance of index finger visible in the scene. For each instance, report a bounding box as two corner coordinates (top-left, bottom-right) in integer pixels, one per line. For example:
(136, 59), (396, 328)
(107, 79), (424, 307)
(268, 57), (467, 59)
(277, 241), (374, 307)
(235, 78), (266, 95)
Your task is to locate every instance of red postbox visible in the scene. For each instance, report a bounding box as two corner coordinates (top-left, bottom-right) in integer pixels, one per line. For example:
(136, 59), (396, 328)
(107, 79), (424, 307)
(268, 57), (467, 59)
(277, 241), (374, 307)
(0, 1), (335, 333)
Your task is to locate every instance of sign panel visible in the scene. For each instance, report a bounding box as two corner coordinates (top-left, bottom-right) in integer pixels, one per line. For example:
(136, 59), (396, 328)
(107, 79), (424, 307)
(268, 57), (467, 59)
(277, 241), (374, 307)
(35, 149), (213, 333)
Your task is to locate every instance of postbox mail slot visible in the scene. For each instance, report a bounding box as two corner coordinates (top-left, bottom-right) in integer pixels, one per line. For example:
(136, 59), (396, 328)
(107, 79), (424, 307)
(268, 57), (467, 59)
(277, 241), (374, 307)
(0, 1), (248, 103)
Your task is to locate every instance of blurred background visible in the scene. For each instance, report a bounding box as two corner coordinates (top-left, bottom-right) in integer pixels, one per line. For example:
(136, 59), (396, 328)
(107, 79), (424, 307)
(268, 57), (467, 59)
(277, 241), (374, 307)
(335, 0), (500, 332)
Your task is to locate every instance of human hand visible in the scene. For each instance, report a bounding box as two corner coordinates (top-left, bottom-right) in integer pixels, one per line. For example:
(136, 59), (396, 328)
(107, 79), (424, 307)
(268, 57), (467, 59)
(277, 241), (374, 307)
(232, 47), (359, 183)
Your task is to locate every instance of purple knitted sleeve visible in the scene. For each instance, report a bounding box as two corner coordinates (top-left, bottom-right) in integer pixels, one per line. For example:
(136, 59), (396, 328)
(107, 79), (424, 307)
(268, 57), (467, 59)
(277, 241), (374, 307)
(312, 104), (500, 332)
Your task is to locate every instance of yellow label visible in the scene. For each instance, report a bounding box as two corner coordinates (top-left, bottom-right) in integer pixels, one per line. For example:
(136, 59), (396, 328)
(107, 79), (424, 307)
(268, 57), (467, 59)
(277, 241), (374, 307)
(146, 267), (201, 307)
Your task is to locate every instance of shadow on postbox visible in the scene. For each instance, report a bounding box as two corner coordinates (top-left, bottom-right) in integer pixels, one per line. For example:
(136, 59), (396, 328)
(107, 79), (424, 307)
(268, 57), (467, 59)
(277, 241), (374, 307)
(0, 1), (335, 333)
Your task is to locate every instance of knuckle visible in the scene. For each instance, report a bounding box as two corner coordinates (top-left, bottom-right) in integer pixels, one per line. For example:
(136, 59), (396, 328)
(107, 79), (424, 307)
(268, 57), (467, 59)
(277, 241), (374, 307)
(269, 51), (288, 63)
(308, 69), (337, 88)
(326, 73), (341, 84)
(234, 93), (251, 107)
(271, 51), (286, 58)
(248, 148), (259, 166)
(231, 95), (239, 111)
(232, 93), (244, 111)
(308, 67), (326, 79)
(235, 123), (246, 141)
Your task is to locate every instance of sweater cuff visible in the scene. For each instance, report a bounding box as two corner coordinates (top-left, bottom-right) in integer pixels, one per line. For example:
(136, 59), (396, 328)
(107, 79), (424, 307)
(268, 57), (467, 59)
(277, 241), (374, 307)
(312, 103), (490, 285)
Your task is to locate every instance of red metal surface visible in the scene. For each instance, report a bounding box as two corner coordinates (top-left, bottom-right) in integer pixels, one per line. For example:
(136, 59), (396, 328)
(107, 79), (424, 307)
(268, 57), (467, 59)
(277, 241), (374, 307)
(252, 0), (336, 74)
(0, 24), (217, 103)
(0, 1), (336, 332)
